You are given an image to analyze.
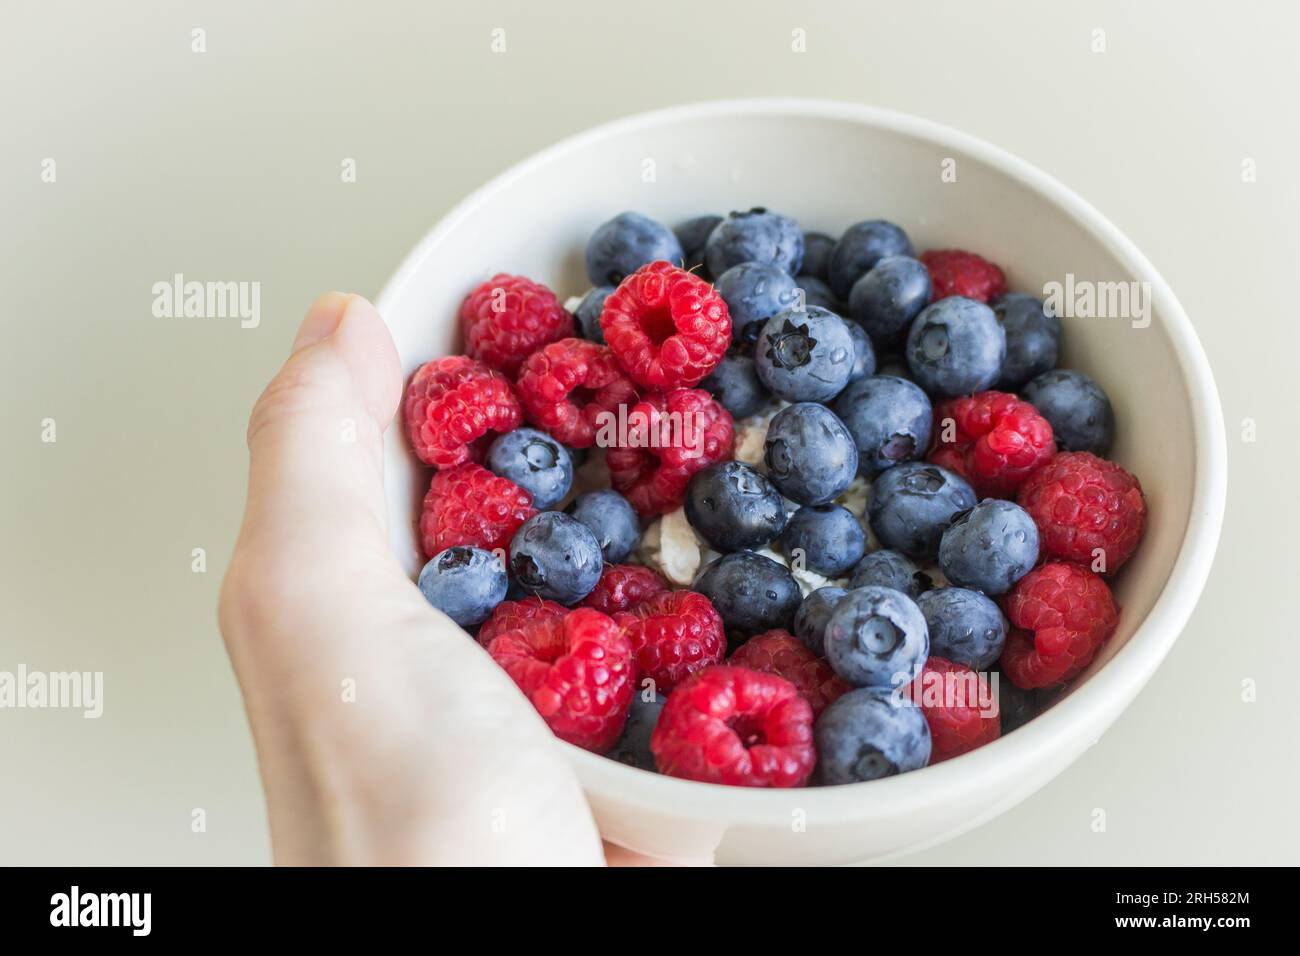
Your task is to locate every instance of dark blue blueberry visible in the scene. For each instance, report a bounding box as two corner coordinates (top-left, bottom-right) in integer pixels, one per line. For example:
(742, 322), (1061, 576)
(573, 286), (613, 344)
(815, 687), (931, 784)
(694, 551), (801, 635)
(508, 512), (604, 604)
(868, 462), (976, 559)
(832, 375), (933, 474)
(417, 546), (508, 627)
(795, 275), (841, 312)
(824, 586), (929, 687)
(763, 402), (859, 505)
(755, 307), (856, 403)
(847, 255), (932, 348)
(565, 489), (640, 564)
(608, 683), (668, 771)
(684, 461), (787, 551)
(849, 549), (931, 599)
(938, 500), (1039, 596)
(994, 676), (1042, 733)
(845, 320), (876, 383)
(793, 586), (848, 655)
(1022, 369), (1115, 455)
(701, 353), (769, 420)
(714, 262), (801, 346)
(828, 220), (915, 298)
(486, 427), (573, 510)
(916, 587), (1007, 670)
(585, 211), (683, 287)
(704, 207), (804, 277)
(780, 504), (866, 577)
(800, 231), (836, 280)
(674, 214), (722, 275)
(905, 296), (1006, 398)
(993, 293), (1062, 390)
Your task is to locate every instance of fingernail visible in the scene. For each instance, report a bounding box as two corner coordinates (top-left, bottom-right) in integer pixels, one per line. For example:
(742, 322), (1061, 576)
(291, 291), (351, 354)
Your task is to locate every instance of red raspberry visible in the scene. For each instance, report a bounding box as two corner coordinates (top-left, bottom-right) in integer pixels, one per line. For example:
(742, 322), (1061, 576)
(613, 589), (726, 692)
(650, 665), (815, 787)
(919, 249), (1008, 303)
(403, 356), (523, 468)
(1017, 451), (1146, 573)
(929, 391), (1056, 498)
(419, 462), (535, 558)
(728, 630), (851, 718)
(579, 564), (669, 616)
(601, 260), (730, 390)
(488, 607), (635, 753)
(606, 388), (734, 517)
(460, 274), (573, 377)
(908, 657), (1000, 762)
(999, 562), (1119, 688)
(476, 596), (567, 648)
(515, 338), (639, 448)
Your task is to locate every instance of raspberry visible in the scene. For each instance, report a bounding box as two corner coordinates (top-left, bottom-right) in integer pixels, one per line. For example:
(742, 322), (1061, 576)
(908, 657), (1000, 762)
(727, 630), (851, 718)
(929, 391), (1056, 498)
(515, 338), (638, 448)
(460, 274), (573, 377)
(601, 260), (730, 390)
(999, 562), (1119, 688)
(419, 462), (535, 558)
(650, 665), (815, 787)
(1017, 451), (1146, 573)
(476, 596), (567, 647)
(487, 607), (635, 753)
(579, 564), (669, 616)
(404, 356), (523, 468)
(919, 249), (1008, 303)
(606, 388), (734, 517)
(613, 589), (726, 692)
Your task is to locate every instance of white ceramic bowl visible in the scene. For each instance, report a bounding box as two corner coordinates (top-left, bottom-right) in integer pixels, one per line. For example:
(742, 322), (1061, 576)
(377, 99), (1226, 865)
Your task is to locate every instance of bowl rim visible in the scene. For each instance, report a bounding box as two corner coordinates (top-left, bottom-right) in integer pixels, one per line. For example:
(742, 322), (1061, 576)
(377, 97), (1228, 828)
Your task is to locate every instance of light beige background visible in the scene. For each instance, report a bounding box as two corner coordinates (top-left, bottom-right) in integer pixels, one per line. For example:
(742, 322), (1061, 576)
(2, 0), (1296, 865)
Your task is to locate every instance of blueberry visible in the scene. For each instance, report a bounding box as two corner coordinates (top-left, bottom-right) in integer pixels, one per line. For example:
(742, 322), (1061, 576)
(585, 211), (683, 287)
(701, 353), (768, 420)
(1022, 369), (1115, 455)
(486, 427), (573, 510)
(793, 586), (849, 655)
(916, 587), (1007, 670)
(674, 214), (722, 275)
(844, 320), (876, 384)
(763, 402), (859, 505)
(824, 586), (929, 687)
(868, 462), (976, 559)
(417, 546), (508, 627)
(832, 375), (933, 474)
(685, 461), (788, 551)
(754, 307), (856, 403)
(905, 296), (1006, 398)
(847, 255), (932, 347)
(994, 677), (1043, 733)
(993, 293), (1061, 390)
(704, 207), (804, 277)
(781, 504), (866, 577)
(508, 512), (604, 604)
(828, 220), (915, 298)
(565, 489), (640, 564)
(573, 286), (613, 343)
(608, 683), (668, 771)
(815, 687), (931, 784)
(694, 551), (801, 635)
(795, 275), (841, 311)
(938, 500), (1039, 595)
(849, 549), (931, 599)
(714, 262), (801, 345)
(800, 231), (836, 280)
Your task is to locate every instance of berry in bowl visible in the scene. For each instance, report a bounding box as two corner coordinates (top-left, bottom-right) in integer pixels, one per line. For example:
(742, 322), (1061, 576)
(378, 100), (1225, 865)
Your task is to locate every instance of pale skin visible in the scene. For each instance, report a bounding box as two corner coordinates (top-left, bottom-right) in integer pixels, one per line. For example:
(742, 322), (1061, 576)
(219, 292), (653, 865)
